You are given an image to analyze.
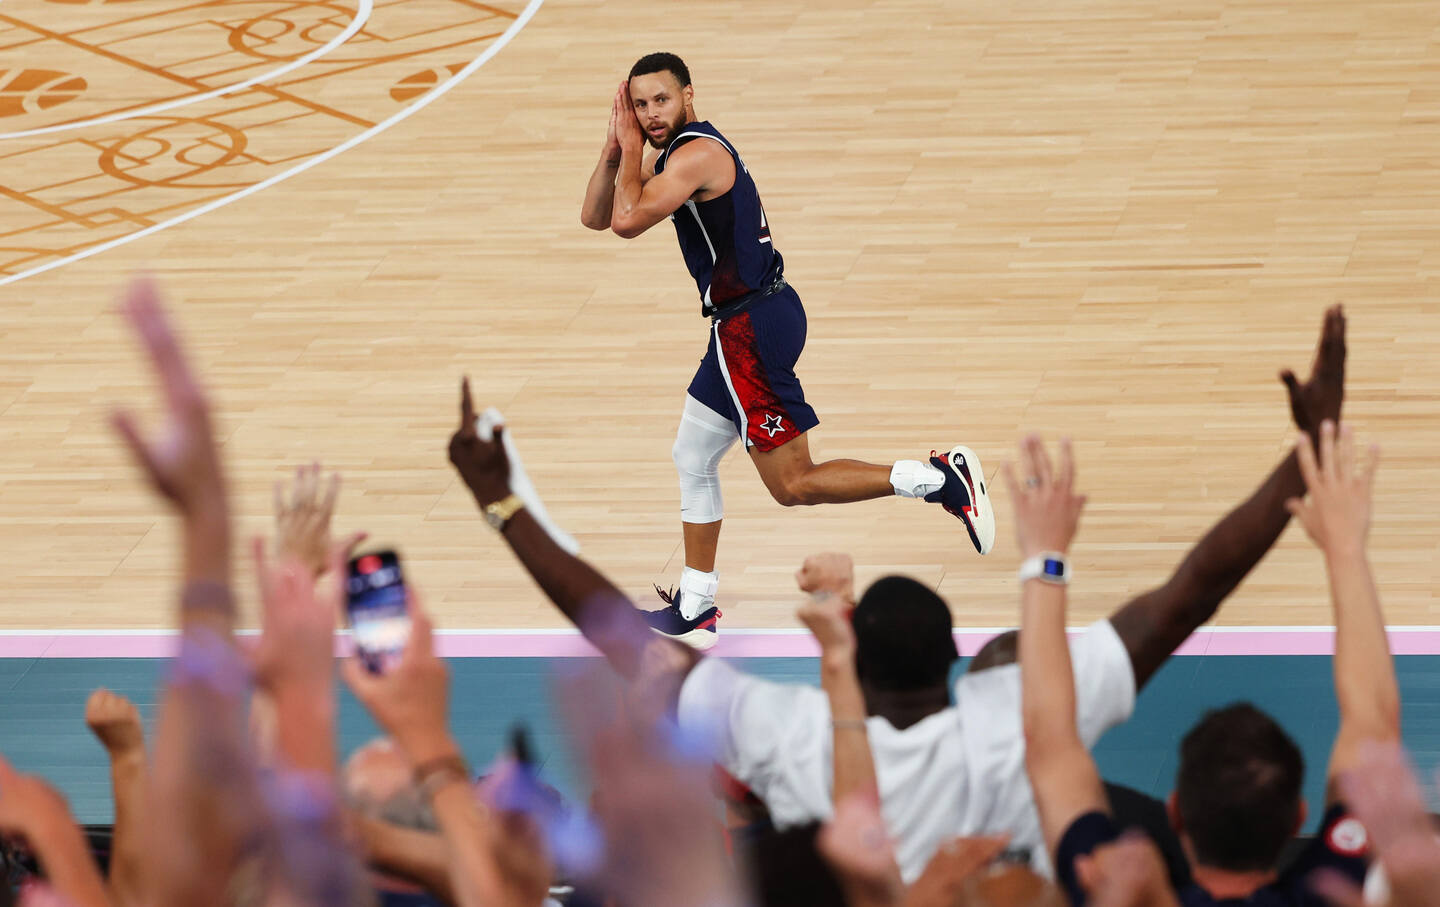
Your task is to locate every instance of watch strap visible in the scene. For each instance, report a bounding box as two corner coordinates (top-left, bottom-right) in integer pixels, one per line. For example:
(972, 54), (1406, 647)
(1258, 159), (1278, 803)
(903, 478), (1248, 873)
(1018, 551), (1070, 585)
(484, 493), (526, 530)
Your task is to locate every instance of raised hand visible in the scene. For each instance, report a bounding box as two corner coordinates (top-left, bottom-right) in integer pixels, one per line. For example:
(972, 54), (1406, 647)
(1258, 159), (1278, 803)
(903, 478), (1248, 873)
(1281, 305), (1346, 439)
(796, 554), (857, 658)
(1002, 435), (1087, 559)
(111, 276), (226, 519)
(613, 79), (644, 153)
(603, 80), (624, 162)
(796, 552), (856, 604)
(1286, 421), (1378, 557)
(274, 462), (364, 579)
(251, 538), (340, 696)
(85, 688), (145, 759)
(341, 604), (456, 766)
(447, 377), (511, 507)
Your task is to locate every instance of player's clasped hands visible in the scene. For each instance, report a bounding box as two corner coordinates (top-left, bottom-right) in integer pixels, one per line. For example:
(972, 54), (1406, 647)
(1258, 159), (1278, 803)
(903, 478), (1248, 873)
(611, 78), (642, 152)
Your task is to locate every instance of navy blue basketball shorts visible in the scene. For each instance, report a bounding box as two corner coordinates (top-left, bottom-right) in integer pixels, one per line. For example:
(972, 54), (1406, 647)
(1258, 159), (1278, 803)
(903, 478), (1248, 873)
(687, 286), (820, 453)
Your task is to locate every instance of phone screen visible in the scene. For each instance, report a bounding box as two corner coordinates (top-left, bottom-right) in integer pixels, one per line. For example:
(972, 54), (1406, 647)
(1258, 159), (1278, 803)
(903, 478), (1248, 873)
(346, 550), (410, 674)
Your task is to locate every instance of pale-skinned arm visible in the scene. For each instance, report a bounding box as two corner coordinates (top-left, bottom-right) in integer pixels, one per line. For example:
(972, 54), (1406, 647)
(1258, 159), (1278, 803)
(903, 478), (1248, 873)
(1006, 436), (1107, 858)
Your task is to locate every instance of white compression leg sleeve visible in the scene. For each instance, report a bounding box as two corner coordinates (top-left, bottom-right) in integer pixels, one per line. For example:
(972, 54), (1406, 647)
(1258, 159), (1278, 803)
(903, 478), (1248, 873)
(673, 395), (739, 524)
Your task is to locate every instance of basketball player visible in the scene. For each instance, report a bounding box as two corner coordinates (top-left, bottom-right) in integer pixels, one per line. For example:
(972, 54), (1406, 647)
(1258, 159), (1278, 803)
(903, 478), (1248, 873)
(580, 52), (994, 648)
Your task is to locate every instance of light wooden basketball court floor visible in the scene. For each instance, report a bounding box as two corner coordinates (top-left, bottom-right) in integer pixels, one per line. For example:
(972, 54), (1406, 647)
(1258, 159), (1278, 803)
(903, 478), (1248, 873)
(2, 0), (1438, 651)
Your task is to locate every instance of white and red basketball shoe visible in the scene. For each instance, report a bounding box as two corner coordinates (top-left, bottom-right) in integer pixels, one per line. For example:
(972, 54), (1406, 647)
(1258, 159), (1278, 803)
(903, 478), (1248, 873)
(643, 585), (721, 651)
(925, 445), (996, 555)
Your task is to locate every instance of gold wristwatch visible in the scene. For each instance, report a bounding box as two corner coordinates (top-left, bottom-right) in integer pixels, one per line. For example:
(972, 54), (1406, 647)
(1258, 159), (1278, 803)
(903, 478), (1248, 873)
(483, 492), (526, 531)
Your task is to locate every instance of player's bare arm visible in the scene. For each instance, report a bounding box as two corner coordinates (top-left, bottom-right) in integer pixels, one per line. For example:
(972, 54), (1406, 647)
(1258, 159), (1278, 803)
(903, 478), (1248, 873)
(579, 82), (624, 231)
(611, 80), (734, 239)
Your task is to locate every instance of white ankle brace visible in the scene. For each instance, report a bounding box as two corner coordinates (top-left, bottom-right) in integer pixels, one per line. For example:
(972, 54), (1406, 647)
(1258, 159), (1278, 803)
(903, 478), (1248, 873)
(891, 459), (945, 498)
(679, 567), (719, 620)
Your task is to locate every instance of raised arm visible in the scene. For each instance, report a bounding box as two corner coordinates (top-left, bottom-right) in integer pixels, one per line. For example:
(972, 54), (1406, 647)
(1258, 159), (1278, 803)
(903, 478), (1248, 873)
(1006, 436), (1103, 857)
(447, 379), (697, 681)
(1108, 306), (1346, 688)
(111, 277), (234, 638)
(252, 542), (345, 778)
(609, 81), (730, 239)
(1285, 422), (1399, 799)
(580, 82), (625, 231)
(85, 690), (147, 907)
(794, 554), (878, 802)
(111, 277), (251, 906)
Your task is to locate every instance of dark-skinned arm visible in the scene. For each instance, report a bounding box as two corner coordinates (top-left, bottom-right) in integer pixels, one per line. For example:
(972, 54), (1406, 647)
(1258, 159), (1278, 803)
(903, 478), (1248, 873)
(1108, 306), (1346, 689)
(448, 378), (699, 682)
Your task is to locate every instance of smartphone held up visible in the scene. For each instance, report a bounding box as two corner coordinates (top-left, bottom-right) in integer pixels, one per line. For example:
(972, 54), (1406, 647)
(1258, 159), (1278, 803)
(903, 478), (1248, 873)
(346, 550), (411, 673)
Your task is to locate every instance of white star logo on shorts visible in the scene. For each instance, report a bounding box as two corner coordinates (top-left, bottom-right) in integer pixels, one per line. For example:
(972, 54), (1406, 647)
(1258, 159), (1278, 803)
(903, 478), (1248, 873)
(761, 414), (785, 437)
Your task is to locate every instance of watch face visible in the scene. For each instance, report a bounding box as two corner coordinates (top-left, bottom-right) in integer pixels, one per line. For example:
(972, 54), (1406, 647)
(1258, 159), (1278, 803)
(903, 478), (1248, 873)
(1043, 559), (1066, 577)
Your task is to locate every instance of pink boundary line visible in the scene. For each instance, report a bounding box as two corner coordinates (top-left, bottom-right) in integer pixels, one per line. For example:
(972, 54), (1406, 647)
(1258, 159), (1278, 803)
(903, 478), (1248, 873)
(3, 628), (1440, 658)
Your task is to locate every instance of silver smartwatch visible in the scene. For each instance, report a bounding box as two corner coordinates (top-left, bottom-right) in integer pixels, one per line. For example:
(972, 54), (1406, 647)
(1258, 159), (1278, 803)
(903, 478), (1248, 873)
(1018, 552), (1070, 585)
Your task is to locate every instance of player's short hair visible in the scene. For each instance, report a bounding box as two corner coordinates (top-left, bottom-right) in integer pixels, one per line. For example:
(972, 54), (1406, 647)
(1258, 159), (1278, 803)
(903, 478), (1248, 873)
(1175, 703), (1304, 872)
(629, 52), (692, 89)
(852, 576), (958, 692)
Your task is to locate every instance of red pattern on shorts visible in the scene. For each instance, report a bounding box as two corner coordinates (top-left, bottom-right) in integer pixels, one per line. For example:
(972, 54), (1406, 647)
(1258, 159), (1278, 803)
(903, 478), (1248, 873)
(717, 312), (793, 452)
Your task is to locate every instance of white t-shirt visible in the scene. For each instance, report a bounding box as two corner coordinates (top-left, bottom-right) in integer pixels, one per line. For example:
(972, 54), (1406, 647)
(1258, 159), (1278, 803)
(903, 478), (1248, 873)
(677, 619), (1136, 882)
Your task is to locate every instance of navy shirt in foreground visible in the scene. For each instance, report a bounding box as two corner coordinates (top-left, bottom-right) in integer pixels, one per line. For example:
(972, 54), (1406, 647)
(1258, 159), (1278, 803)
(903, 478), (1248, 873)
(1054, 805), (1369, 907)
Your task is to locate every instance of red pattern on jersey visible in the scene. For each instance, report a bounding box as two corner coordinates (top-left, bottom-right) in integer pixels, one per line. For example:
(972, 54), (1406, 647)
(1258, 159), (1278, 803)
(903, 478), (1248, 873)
(718, 312), (792, 451)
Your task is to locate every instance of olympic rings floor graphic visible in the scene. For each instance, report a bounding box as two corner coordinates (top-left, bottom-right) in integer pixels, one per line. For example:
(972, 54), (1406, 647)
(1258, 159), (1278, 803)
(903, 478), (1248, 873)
(0, 0), (544, 286)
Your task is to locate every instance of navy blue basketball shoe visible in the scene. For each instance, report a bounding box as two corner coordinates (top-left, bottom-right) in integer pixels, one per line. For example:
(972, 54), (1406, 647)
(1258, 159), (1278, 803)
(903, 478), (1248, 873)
(643, 585), (721, 650)
(925, 445), (996, 555)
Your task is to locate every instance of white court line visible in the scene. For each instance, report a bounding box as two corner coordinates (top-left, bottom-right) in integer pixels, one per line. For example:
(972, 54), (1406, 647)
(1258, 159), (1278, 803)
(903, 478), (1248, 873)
(0, 0), (546, 287)
(0, 0), (374, 140)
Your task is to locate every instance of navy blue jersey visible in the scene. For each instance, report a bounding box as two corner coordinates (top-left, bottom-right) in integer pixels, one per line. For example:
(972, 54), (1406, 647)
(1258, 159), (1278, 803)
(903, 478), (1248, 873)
(653, 121), (784, 315)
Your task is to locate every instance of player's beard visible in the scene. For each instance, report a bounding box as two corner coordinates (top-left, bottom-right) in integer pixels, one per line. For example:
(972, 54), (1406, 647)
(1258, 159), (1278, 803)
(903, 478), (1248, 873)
(646, 111), (687, 149)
